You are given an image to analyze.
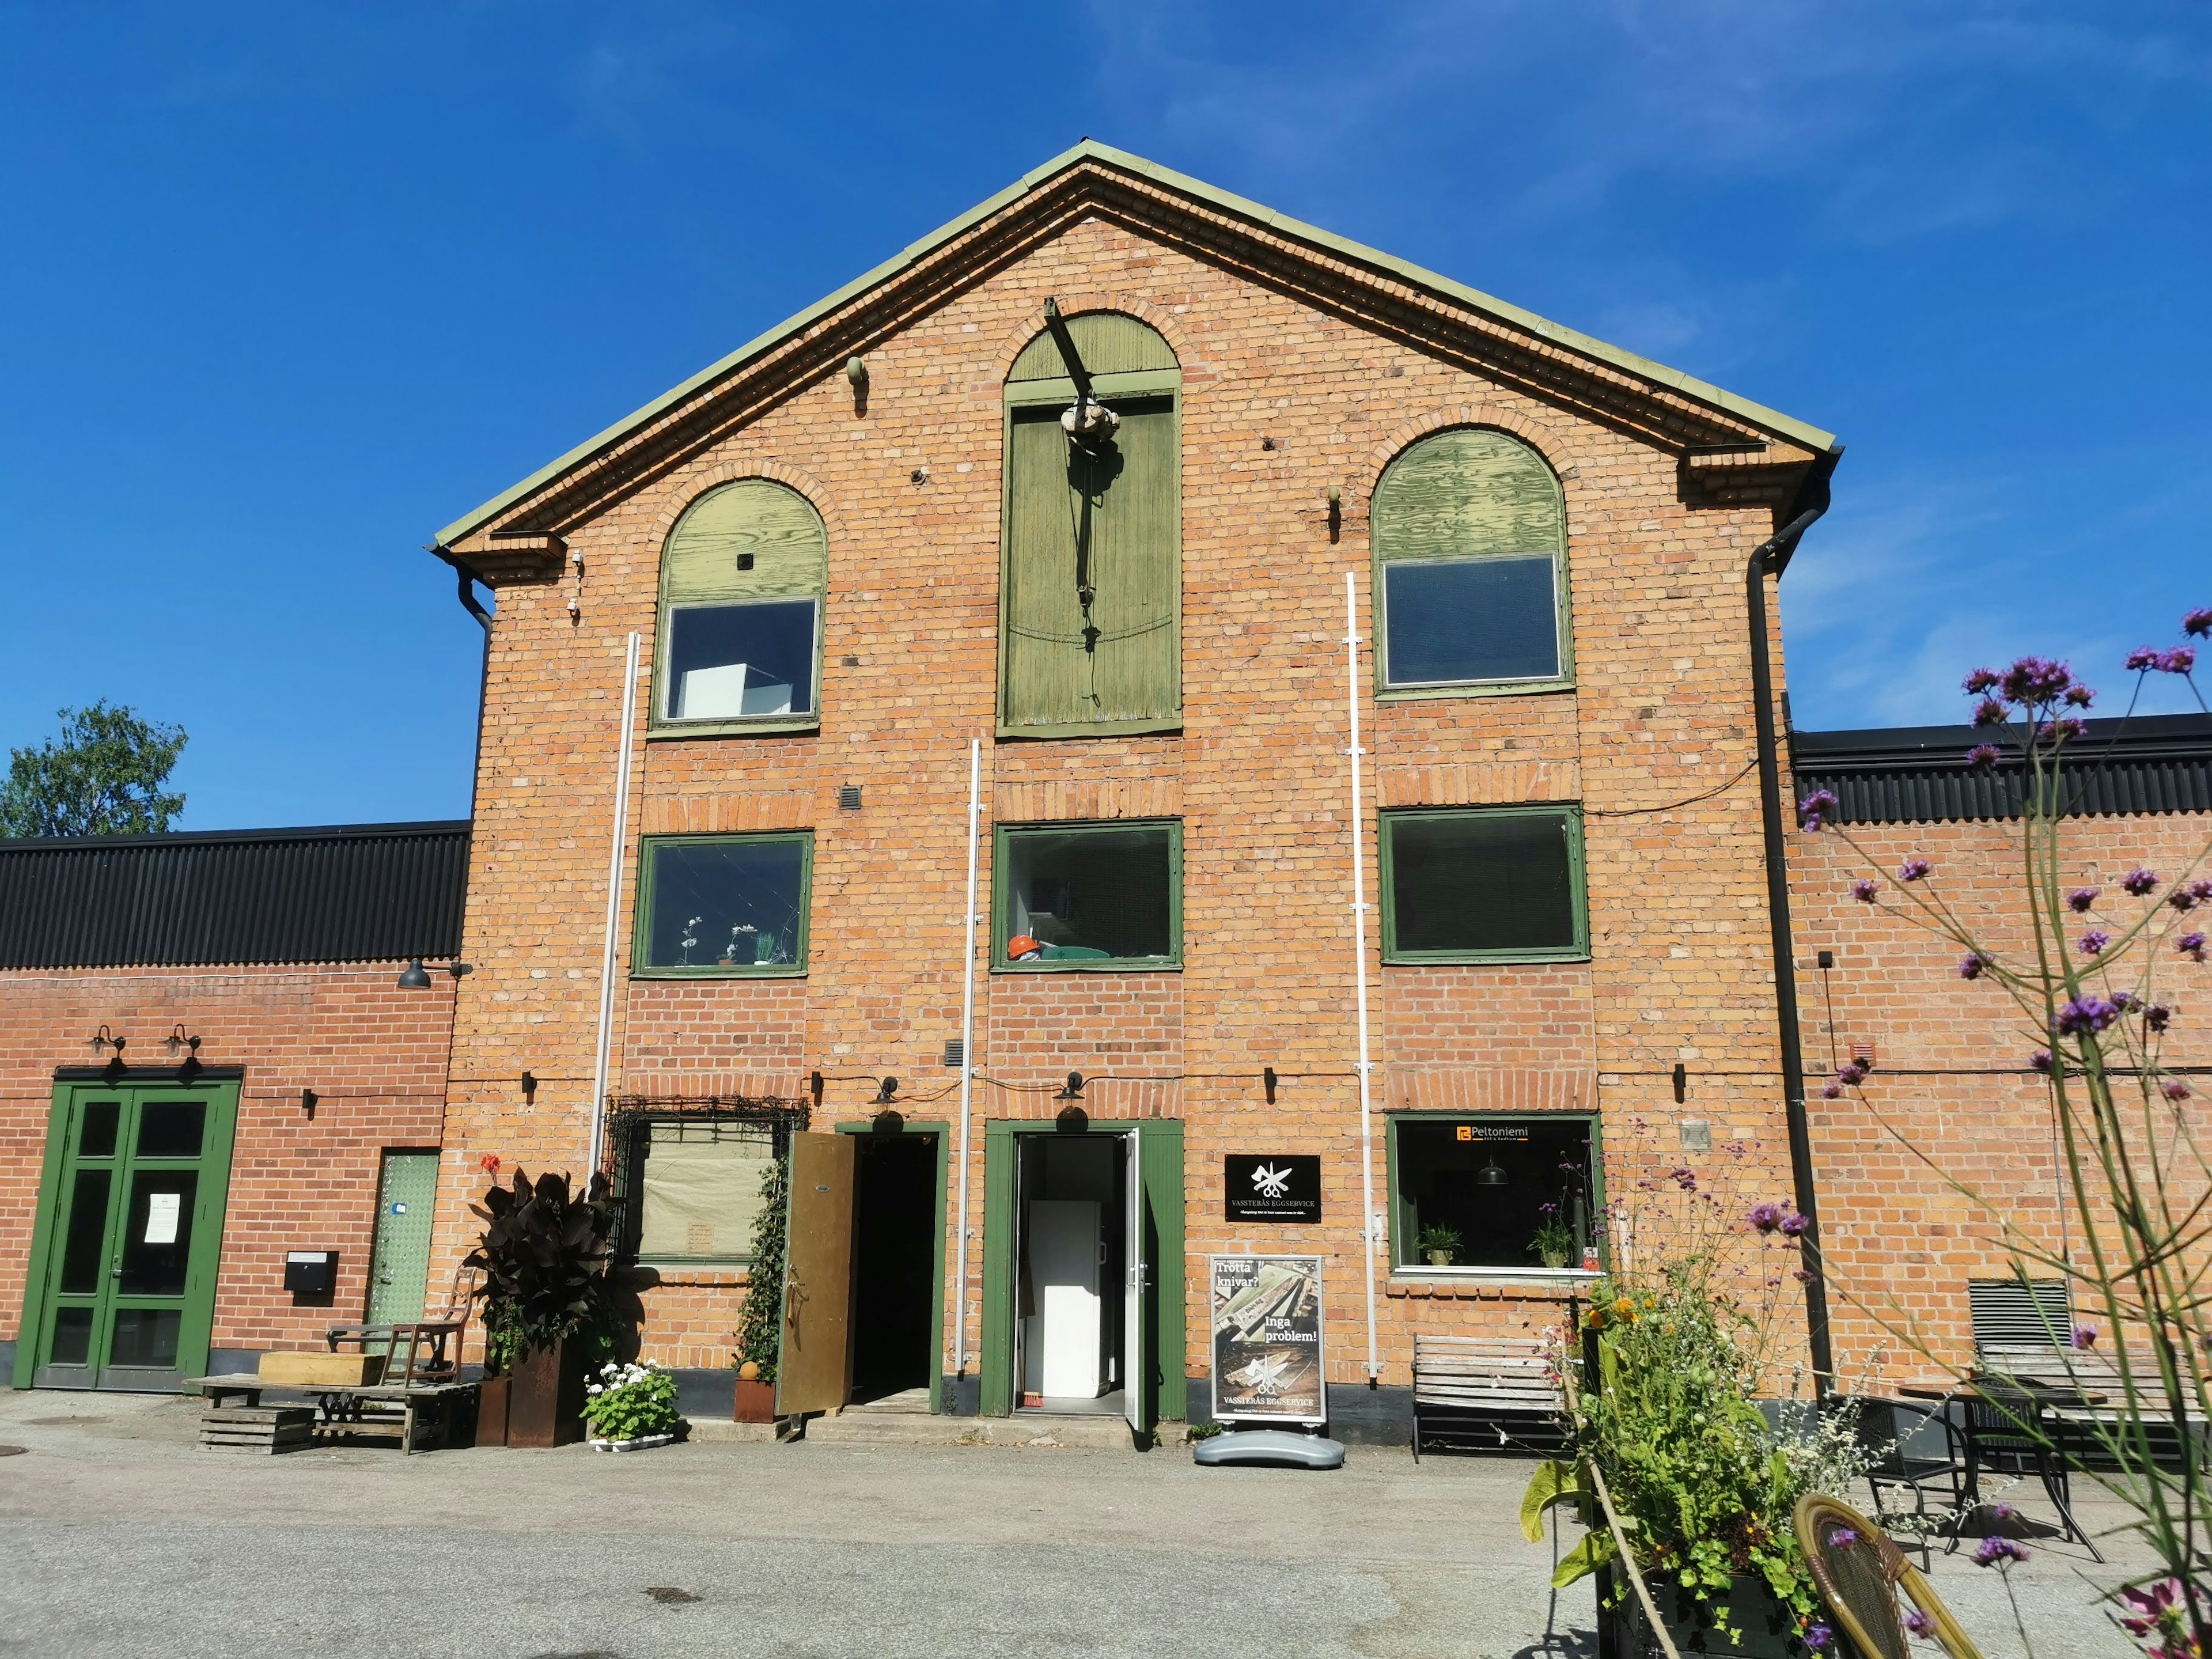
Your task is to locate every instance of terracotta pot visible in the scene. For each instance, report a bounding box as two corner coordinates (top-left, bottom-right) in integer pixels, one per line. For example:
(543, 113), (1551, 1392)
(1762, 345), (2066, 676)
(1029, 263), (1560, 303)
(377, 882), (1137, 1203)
(474, 1374), (511, 1448)
(506, 1338), (587, 1448)
(733, 1378), (775, 1423)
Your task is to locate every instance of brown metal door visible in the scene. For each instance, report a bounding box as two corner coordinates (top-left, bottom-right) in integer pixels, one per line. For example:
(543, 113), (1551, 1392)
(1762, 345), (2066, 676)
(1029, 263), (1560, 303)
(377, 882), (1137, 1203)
(775, 1132), (855, 1416)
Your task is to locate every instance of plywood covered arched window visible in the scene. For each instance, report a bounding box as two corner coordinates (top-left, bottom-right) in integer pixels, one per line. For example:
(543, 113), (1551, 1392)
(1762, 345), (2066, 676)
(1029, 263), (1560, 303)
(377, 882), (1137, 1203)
(653, 479), (828, 735)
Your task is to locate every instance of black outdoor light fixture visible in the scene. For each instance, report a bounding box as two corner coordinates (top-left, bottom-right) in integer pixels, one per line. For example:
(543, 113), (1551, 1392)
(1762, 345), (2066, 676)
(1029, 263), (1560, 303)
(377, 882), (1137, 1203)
(1263, 1066), (1278, 1105)
(1673, 1062), (1688, 1104)
(300, 1089), (319, 1121)
(397, 958), (474, 989)
(87, 1024), (124, 1059)
(1055, 1071), (1086, 1102)
(872, 1075), (900, 1107)
(520, 1071), (539, 1102)
(164, 1024), (201, 1060)
(1475, 1154), (1511, 1189)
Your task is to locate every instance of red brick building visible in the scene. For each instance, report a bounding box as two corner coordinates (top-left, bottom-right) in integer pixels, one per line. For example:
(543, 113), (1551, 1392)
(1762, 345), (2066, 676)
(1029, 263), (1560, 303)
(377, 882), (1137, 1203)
(6, 144), (2205, 1437)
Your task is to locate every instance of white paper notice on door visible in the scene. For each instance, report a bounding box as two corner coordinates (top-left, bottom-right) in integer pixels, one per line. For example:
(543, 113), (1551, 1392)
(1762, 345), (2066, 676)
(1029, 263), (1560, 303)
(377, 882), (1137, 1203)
(145, 1192), (181, 1245)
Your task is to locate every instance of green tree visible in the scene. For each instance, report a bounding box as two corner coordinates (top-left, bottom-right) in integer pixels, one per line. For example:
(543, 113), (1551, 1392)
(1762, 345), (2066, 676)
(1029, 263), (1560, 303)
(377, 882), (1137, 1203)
(0, 702), (187, 838)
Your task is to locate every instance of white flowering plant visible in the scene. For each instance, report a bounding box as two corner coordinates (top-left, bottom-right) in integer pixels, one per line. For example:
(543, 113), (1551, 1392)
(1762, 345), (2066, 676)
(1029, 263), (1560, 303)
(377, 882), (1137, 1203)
(580, 1360), (679, 1442)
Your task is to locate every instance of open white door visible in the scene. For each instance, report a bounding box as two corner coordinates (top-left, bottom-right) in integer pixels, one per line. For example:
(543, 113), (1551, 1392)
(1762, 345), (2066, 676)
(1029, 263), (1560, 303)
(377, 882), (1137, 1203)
(1123, 1130), (1145, 1433)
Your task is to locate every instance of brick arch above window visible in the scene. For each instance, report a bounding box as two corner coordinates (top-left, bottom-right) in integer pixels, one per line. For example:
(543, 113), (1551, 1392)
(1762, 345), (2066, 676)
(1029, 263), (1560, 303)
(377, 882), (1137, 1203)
(984, 291), (1193, 386)
(643, 459), (847, 550)
(1359, 404), (1583, 510)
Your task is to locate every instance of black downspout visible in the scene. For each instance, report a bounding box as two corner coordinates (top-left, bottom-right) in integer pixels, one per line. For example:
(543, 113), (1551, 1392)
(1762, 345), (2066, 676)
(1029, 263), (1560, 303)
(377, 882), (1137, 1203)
(1745, 445), (1843, 1396)
(427, 544), (493, 821)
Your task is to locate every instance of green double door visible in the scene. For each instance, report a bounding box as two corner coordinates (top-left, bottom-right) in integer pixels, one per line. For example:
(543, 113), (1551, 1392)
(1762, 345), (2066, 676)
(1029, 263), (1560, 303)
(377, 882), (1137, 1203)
(17, 1081), (238, 1391)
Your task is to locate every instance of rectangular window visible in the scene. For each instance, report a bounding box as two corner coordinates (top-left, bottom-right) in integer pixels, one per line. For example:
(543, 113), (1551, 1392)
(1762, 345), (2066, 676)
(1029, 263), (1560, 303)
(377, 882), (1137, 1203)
(635, 1119), (775, 1264)
(1381, 806), (1586, 963)
(1390, 1116), (1599, 1273)
(1382, 556), (1559, 685)
(995, 821), (1180, 968)
(664, 599), (818, 721)
(634, 833), (810, 976)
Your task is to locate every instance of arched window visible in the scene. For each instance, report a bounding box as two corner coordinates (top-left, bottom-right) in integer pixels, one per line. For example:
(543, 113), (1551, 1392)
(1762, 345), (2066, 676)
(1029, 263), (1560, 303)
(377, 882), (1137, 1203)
(999, 312), (1181, 736)
(1372, 429), (1570, 693)
(653, 479), (828, 735)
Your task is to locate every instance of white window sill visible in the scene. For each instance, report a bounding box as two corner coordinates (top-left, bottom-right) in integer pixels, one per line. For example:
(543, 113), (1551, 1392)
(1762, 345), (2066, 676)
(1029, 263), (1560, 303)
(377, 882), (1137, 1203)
(1391, 1267), (1601, 1286)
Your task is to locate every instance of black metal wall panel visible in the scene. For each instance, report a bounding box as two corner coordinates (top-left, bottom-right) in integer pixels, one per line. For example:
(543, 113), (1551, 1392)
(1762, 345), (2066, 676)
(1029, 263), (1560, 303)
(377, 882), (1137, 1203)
(0, 821), (469, 969)
(1791, 714), (2212, 825)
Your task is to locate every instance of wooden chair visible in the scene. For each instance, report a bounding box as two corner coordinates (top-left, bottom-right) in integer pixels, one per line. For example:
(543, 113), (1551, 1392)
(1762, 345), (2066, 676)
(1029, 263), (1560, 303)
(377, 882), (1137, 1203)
(1794, 1493), (1986, 1659)
(1409, 1334), (1566, 1459)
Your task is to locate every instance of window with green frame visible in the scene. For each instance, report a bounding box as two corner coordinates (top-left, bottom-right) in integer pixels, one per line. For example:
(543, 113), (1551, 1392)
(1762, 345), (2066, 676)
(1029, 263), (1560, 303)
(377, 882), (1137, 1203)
(654, 479), (828, 735)
(1381, 806), (1587, 963)
(993, 820), (1180, 969)
(999, 312), (1182, 737)
(632, 832), (811, 976)
(1388, 1115), (1601, 1273)
(1372, 428), (1571, 695)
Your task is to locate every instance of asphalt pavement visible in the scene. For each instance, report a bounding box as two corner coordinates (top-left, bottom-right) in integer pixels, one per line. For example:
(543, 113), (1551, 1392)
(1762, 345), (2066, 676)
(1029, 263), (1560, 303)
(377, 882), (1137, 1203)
(0, 1391), (2154, 1657)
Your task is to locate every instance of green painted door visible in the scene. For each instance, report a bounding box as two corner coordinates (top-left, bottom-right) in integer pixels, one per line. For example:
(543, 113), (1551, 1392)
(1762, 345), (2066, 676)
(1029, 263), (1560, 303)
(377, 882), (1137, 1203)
(18, 1081), (237, 1391)
(367, 1151), (441, 1324)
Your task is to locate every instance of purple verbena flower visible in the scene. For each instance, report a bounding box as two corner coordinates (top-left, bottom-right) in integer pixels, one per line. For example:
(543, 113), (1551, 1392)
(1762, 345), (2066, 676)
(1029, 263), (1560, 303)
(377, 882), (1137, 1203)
(1963, 666), (2001, 694)
(1779, 1211), (1810, 1238)
(1972, 696), (2008, 728)
(1990, 1502), (2019, 1522)
(1748, 1202), (1786, 1234)
(2050, 717), (2086, 743)
(2071, 1324), (2099, 1350)
(1838, 1059), (1870, 1085)
(2031, 1048), (2054, 1073)
(2056, 997), (2122, 1035)
(1899, 858), (1933, 882)
(1851, 878), (1879, 903)
(2123, 868), (2161, 896)
(1805, 1622), (1834, 1653)
(1820, 1081), (1843, 1099)
(1959, 953), (1988, 980)
(2064, 683), (2094, 707)
(1828, 1526), (1859, 1549)
(2180, 931), (2208, 963)
(2144, 1002), (2172, 1032)
(1797, 789), (1839, 831)
(1972, 1535), (2029, 1567)
(1669, 1167), (1696, 1192)
(1904, 1608), (1936, 1639)
(2173, 883), (2206, 912)
(2186, 609), (2212, 639)
(2166, 1080), (2194, 1102)
(2078, 929), (2112, 956)
(2111, 990), (2139, 1012)
(2156, 646), (2198, 675)
(1965, 743), (2001, 769)
(2002, 656), (2074, 704)
(2128, 646), (2162, 671)
(2067, 887), (2099, 912)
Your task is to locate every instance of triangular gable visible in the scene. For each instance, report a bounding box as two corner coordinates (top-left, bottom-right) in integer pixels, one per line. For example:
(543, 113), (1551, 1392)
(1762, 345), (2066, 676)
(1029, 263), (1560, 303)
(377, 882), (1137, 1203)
(435, 139), (1835, 566)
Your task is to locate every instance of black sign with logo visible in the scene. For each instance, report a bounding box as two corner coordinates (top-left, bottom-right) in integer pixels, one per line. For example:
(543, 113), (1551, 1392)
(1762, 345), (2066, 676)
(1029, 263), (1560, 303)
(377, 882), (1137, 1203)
(1224, 1154), (1322, 1224)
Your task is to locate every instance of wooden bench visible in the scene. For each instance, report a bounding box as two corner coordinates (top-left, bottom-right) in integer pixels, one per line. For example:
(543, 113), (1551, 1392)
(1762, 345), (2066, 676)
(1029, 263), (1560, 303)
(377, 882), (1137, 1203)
(187, 1374), (477, 1455)
(1411, 1334), (1567, 1459)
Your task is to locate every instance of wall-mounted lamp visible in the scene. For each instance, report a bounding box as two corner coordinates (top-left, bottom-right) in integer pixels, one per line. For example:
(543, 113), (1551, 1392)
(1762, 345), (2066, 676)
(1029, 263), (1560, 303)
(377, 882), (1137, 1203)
(520, 1071), (539, 1103)
(910, 465), (930, 486)
(1672, 1062), (1688, 1104)
(397, 959), (472, 989)
(1817, 949), (1836, 970)
(1474, 1155), (1511, 1188)
(87, 1025), (124, 1059)
(1263, 1066), (1278, 1105)
(1055, 1071), (1086, 1101)
(872, 1075), (900, 1107)
(810, 1070), (825, 1108)
(1326, 486), (1343, 544)
(846, 355), (869, 415)
(301, 1088), (319, 1121)
(164, 1025), (202, 1060)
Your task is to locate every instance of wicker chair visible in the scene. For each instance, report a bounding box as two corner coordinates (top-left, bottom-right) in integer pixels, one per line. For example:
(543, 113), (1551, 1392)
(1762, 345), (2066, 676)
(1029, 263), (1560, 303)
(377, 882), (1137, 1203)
(1794, 1493), (1986, 1659)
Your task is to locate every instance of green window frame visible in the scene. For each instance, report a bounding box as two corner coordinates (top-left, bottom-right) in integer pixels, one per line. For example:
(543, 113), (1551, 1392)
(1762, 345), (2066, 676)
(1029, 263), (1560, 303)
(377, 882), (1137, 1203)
(652, 478), (829, 738)
(1372, 427), (1573, 699)
(998, 311), (1183, 738)
(631, 831), (813, 978)
(1379, 805), (1588, 964)
(1384, 1111), (1605, 1277)
(991, 819), (1183, 971)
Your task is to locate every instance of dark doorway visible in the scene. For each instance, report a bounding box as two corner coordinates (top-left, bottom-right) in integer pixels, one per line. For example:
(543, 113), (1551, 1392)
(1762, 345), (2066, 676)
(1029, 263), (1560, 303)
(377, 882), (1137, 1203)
(850, 1134), (938, 1404)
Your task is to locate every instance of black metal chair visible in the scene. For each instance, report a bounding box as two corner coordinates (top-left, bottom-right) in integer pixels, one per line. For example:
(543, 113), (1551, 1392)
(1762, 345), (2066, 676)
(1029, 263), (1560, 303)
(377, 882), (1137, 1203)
(1959, 1378), (2103, 1561)
(1851, 1395), (1969, 1554)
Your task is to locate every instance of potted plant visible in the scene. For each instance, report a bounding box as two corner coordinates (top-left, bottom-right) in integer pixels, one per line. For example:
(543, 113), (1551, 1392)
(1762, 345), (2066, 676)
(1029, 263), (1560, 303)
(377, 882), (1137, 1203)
(464, 1167), (619, 1448)
(1529, 1204), (1575, 1270)
(729, 1153), (788, 1422)
(1416, 1223), (1461, 1268)
(583, 1360), (681, 1450)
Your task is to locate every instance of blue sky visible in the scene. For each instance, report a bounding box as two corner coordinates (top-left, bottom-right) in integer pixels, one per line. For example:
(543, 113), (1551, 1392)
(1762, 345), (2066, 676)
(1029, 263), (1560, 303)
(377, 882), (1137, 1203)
(2, 3), (2206, 830)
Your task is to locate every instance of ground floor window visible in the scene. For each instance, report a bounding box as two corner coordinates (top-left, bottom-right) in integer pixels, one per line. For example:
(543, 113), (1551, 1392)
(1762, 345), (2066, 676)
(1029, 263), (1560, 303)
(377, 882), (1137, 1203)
(1389, 1115), (1598, 1272)
(994, 820), (1180, 968)
(631, 1118), (779, 1265)
(634, 832), (810, 975)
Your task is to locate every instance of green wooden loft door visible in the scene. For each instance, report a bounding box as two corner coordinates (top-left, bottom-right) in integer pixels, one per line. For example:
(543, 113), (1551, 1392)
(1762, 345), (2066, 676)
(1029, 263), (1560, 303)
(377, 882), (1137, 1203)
(17, 1081), (238, 1391)
(367, 1150), (441, 1324)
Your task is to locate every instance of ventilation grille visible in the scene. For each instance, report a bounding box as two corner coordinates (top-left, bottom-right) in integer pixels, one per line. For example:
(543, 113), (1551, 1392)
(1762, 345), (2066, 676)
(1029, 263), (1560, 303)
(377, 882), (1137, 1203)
(1969, 1278), (2073, 1352)
(838, 785), (862, 810)
(942, 1038), (965, 1069)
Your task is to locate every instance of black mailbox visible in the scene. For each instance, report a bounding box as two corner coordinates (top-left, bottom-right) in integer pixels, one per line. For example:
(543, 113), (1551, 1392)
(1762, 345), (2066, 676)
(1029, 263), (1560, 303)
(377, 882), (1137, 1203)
(283, 1251), (338, 1295)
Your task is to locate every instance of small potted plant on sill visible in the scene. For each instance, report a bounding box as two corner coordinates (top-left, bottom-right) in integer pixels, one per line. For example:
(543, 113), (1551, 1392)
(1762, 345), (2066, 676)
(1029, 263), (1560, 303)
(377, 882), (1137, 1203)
(583, 1360), (680, 1451)
(1416, 1223), (1461, 1268)
(729, 1153), (789, 1422)
(1529, 1203), (1575, 1270)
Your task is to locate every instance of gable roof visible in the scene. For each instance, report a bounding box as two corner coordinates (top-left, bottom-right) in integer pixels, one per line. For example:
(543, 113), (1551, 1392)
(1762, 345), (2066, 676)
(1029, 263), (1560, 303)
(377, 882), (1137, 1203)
(436, 140), (1836, 557)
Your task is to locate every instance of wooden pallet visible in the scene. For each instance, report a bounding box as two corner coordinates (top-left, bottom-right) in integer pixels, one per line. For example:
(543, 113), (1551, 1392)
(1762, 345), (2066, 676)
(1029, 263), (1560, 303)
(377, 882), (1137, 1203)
(200, 1405), (316, 1453)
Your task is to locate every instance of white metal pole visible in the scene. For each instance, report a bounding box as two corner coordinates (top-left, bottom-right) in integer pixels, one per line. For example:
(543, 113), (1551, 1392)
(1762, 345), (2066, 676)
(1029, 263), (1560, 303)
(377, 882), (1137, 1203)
(1344, 573), (1381, 1381)
(953, 738), (982, 1381)
(587, 631), (642, 1183)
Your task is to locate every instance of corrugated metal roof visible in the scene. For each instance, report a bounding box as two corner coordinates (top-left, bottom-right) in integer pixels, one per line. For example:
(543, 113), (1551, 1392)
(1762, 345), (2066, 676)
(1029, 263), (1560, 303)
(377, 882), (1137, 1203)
(0, 820), (469, 969)
(1792, 714), (2212, 824)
